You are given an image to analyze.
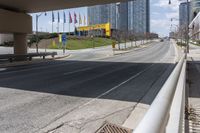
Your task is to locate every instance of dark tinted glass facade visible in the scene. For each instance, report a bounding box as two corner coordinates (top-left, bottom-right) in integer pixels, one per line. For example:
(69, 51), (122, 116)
(88, 0), (150, 33)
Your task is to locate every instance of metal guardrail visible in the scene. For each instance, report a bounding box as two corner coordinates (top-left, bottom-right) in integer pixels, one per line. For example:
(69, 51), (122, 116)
(134, 55), (186, 133)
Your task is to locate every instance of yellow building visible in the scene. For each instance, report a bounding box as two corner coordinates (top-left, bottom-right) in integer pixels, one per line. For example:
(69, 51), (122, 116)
(77, 23), (111, 37)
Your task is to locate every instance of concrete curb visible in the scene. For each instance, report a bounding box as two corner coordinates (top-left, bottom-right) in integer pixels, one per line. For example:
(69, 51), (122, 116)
(52, 54), (71, 60)
(112, 43), (151, 56)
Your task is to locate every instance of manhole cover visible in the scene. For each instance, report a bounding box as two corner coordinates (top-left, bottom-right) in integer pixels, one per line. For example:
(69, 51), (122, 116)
(95, 121), (133, 133)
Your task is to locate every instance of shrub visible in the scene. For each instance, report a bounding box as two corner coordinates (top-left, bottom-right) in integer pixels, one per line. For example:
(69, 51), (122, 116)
(177, 42), (187, 47)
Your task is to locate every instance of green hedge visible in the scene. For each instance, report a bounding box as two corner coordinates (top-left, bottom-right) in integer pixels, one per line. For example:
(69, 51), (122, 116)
(177, 42), (187, 47)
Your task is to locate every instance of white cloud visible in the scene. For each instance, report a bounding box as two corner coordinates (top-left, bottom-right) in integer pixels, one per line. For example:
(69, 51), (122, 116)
(152, 12), (160, 16)
(151, 19), (170, 28)
(153, 0), (180, 11)
(151, 0), (181, 36)
(166, 12), (179, 19)
(151, 19), (172, 36)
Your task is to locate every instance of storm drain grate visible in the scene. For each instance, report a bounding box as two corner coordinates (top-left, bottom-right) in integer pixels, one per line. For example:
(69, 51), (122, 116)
(95, 121), (133, 133)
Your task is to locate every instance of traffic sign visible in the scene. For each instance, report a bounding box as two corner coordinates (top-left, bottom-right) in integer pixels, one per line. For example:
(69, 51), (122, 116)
(62, 33), (67, 44)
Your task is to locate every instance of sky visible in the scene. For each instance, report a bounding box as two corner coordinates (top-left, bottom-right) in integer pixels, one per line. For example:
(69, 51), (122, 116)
(31, 0), (182, 37)
(150, 0), (180, 37)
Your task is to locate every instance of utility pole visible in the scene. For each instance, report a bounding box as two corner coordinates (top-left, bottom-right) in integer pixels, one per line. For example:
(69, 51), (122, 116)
(186, 0), (190, 53)
(36, 14), (39, 53)
(36, 12), (47, 53)
(169, 0), (190, 53)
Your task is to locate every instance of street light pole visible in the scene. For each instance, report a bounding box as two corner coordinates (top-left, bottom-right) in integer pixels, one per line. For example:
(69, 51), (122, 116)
(116, 3), (121, 50)
(186, 0), (190, 53)
(169, 0), (190, 53)
(36, 12), (47, 53)
(36, 14), (39, 53)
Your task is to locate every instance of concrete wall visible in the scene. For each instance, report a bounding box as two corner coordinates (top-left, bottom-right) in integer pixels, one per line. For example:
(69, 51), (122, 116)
(0, 9), (32, 34)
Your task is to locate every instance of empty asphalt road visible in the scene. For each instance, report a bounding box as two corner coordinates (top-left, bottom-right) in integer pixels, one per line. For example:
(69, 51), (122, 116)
(0, 41), (176, 133)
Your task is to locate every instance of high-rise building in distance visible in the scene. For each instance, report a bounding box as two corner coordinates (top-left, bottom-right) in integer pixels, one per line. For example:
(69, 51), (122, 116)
(128, 0), (150, 33)
(179, 2), (191, 28)
(87, 3), (117, 29)
(87, 0), (150, 33)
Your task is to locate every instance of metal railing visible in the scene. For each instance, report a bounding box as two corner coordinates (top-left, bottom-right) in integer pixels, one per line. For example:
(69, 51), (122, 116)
(134, 55), (186, 133)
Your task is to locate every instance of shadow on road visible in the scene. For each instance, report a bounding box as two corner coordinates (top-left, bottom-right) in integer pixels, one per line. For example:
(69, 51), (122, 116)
(0, 60), (174, 105)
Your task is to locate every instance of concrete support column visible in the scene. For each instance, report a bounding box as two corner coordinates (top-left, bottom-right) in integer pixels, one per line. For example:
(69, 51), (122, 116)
(14, 33), (27, 55)
(0, 9), (32, 60)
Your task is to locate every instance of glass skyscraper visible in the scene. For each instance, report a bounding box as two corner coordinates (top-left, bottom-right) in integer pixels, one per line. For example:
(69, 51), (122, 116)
(87, 3), (117, 29)
(87, 0), (150, 33)
(118, 2), (128, 31)
(128, 0), (150, 33)
(179, 2), (190, 28)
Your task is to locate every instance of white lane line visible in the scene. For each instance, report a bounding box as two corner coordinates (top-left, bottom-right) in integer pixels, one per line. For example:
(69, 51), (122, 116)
(78, 63), (154, 108)
(37, 64), (154, 133)
(63, 67), (93, 75)
(0, 68), (6, 71)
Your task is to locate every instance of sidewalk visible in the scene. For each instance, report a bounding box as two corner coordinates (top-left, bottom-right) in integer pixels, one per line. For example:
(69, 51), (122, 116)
(0, 40), (156, 67)
(187, 44), (200, 133)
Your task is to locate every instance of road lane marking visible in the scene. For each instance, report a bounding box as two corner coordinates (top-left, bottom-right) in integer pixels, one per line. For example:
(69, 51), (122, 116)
(78, 64), (154, 108)
(63, 67), (93, 75)
(37, 64), (154, 133)
(0, 68), (6, 71)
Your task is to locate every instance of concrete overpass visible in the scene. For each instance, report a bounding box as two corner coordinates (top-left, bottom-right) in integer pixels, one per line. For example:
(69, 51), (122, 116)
(0, 0), (128, 55)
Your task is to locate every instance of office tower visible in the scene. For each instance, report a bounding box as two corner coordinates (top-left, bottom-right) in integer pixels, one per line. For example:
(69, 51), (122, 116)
(179, 2), (191, 28)
(87, 0), (150, 33)
(128, 0), (150, 33)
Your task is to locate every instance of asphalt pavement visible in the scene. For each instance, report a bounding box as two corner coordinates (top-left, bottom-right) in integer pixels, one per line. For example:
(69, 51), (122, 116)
(0, 40), (176, 133)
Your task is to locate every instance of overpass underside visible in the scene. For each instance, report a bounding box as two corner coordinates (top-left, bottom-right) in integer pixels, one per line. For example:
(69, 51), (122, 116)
(0, 0), (128, 56)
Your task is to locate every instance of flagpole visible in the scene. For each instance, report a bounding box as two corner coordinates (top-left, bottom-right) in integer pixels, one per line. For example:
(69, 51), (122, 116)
(52, 21), (53, 33)
(57, 16), (59, 33)
(79, 13), (80, 36)
(63, 20), (64, 33)
(63, 13), (64, 33)
(69, 12), (72, 36)
(74, 12), (75, 36)
(69, 21), (70, 36)
(74, 12), (76, 36)
(57, 11), (59, 33)
(52, 11), (54, 33)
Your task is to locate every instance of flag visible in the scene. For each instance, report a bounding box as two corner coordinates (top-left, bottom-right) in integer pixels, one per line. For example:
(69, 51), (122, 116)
(63, 11), (66, 23)
(74, 12), (77, 24)
(69, 12), (72, 23)
(58, 11), (60, 23)
(52, 11), (55, 22)
(79, 13), (82, 25)
(84, 15), (86, 25)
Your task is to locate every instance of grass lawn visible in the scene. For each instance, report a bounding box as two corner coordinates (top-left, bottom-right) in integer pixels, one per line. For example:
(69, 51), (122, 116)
(49, 37), (114, 50)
